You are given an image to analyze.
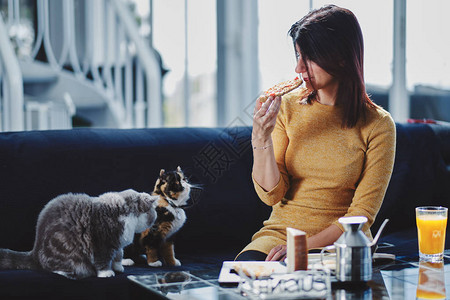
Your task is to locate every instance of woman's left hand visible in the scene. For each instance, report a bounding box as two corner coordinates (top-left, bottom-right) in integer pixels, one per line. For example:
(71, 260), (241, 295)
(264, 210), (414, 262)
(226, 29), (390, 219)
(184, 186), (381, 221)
(265, 244), (287, 261)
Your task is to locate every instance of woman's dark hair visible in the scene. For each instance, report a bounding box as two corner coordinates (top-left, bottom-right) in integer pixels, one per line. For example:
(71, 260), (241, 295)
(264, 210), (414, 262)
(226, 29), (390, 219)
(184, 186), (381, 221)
(288, 5), (376, 128)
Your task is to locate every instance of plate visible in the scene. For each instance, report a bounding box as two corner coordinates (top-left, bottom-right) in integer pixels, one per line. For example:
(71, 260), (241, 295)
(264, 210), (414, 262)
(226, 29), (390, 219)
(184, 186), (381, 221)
(218, 261), (287, 284)
(308, 253), (336, 271)
(218, 255), (337, 284)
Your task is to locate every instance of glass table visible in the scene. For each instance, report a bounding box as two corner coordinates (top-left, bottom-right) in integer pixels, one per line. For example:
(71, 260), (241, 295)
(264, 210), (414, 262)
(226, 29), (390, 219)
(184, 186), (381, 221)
(128, 251), (450, 299)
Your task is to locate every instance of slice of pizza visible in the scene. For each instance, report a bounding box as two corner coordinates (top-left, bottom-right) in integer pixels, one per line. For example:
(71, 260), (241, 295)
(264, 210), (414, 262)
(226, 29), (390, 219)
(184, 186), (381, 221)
(258, 76), (303, 103)
(233, 263), (275, 278)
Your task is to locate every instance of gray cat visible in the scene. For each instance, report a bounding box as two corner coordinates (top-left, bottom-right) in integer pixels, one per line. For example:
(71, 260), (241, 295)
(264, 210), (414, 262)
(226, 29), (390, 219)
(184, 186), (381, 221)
(0, 189), (157, 279)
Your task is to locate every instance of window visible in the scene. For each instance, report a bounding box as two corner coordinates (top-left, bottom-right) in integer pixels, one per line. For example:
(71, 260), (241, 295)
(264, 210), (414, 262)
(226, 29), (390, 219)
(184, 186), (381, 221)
(407, 0), (450, 89)
(152, 0), (217, 127)
(258, 1), (309, 90)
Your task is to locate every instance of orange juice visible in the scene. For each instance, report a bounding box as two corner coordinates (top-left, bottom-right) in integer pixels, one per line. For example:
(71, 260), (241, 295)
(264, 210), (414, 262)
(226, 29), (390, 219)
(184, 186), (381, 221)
(416, 215), (447, 255)
(416, 261), (446, 299)
(416, 290), (446, 299)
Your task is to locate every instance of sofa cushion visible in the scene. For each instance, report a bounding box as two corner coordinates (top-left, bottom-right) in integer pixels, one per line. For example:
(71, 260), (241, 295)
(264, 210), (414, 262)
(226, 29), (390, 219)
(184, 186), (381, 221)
(0, 250), (235, 300)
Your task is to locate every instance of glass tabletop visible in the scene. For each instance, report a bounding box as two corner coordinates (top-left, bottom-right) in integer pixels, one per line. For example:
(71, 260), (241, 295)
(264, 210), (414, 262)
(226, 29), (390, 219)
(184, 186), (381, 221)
(129, 269), (245, 300)
(128, 252), (450, 300)
(379, 258), (450, 299)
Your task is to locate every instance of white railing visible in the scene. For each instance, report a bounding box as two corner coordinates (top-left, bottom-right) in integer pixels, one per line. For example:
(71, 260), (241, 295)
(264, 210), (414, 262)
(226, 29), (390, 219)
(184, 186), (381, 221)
(109, 0), (162, 127)
(0, 13), (24, 132)
(25, 93), (75, 131)
(1, 0), (162, 130)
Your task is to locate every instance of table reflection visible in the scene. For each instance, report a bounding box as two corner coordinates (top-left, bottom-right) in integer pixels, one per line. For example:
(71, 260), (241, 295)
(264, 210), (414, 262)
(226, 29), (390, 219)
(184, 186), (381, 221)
(416, 261), (446, 299)
(334, 285), (372, 300)
(156, 271), (192, 295)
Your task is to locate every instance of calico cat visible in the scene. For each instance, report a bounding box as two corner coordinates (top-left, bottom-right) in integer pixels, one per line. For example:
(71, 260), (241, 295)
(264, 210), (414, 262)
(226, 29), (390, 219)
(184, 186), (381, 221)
(0, 189), (157, 279)
(123, 167), (191, 267)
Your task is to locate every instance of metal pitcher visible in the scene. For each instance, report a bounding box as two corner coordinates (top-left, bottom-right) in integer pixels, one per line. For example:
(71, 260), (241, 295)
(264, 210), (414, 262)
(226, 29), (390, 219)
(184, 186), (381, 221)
(321, 216), (372, 282)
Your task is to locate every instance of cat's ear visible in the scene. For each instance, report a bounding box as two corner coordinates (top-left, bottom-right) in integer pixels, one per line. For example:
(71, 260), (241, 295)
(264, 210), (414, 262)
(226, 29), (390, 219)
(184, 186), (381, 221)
(159, 169), (165, 177)
(176, 166), (184, 177)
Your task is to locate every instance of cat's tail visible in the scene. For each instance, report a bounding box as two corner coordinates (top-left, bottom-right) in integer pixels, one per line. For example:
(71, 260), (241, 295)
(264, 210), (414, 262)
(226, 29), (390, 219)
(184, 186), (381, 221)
(0, 249), (38, 270)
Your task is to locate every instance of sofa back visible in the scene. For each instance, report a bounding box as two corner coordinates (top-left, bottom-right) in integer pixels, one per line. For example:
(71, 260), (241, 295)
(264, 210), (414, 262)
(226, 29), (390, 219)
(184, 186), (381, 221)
(0, 127), (270, 254)
(372, 122), (450, 235)
(0, 123), (448, 253)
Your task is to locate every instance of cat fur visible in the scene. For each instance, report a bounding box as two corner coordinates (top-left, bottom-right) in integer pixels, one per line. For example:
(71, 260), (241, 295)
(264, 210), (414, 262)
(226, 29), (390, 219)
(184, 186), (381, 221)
(0, 189), (157, 279)
(123, 167), (191, 267)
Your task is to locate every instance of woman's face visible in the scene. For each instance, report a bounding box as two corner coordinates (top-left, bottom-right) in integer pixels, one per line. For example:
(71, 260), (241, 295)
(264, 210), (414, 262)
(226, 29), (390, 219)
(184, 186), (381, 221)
(295, 45), (338, 93)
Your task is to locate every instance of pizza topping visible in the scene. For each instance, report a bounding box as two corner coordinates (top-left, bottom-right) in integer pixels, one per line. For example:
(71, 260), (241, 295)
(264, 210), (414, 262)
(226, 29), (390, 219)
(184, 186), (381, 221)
(259, 76), (303, 103)
(233, 264), (275, 278)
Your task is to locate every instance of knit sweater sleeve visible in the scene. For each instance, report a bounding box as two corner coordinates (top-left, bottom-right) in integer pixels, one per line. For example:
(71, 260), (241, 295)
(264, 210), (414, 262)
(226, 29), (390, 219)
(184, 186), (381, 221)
(332, 113), (396, 234)
(252, 102), (290, 206)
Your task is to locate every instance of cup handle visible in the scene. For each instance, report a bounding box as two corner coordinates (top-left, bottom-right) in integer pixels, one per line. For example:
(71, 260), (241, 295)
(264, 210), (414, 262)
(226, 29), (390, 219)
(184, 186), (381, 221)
(320, 245), (336, 266)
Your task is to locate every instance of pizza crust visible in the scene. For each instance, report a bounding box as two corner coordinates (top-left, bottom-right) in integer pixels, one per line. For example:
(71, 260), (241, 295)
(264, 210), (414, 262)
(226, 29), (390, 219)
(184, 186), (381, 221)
(259, 76), (303, 103)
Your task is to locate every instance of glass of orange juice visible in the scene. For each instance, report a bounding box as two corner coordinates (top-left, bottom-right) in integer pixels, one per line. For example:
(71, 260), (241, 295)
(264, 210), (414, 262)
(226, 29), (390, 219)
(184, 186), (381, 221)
(416, 206), (448, 262)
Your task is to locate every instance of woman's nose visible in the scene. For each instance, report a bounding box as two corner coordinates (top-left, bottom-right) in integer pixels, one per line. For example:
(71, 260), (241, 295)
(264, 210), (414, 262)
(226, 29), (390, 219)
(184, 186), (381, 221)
(295, 57), (306, 74)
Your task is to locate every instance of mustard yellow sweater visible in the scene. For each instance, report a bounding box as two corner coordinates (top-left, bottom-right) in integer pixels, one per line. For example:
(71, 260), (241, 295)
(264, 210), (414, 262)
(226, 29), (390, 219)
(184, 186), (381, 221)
(242, 89), (396, 255)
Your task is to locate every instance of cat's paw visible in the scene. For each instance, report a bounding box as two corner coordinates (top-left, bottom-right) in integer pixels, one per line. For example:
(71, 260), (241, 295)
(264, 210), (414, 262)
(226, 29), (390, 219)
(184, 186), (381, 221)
(97, 270), (115, 278)
(113, 261), (125, 273)
(148, 260), (163, 267)
(121, 258), (135, 266)
(173, 259), (181, 266)
(53, 270), (70, 278)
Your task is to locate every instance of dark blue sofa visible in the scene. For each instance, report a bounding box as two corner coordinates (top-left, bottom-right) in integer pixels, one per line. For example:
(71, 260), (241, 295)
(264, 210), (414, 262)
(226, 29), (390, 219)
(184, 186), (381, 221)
(0, 123), (448, 299)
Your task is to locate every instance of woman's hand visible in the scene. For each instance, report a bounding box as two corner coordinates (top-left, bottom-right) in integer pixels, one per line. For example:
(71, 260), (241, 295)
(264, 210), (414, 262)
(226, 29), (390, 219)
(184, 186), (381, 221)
(252, 96), (281, 143)
(265, 244), (287, 261)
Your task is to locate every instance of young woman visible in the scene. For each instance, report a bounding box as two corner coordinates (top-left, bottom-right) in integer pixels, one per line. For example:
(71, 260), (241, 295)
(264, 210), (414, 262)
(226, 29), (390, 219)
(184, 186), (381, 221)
(237, 5), (396, 261)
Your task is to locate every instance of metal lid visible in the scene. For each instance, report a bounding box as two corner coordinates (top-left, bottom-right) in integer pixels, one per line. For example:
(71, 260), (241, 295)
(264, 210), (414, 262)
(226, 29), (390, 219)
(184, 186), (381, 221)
(335, 216), (370, 247)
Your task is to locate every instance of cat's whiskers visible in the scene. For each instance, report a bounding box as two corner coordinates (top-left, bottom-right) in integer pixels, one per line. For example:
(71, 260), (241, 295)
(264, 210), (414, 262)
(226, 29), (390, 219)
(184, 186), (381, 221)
(189, 183), (204, 190)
